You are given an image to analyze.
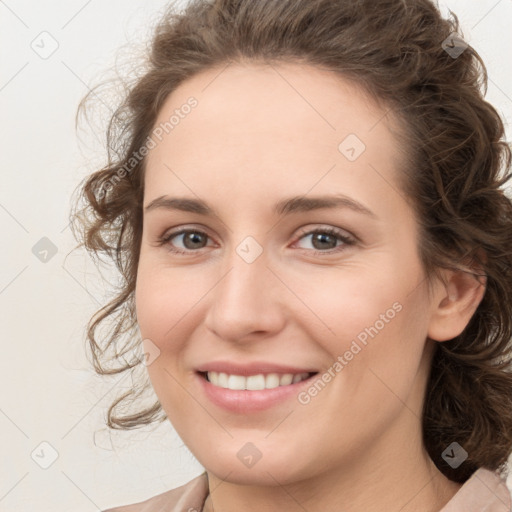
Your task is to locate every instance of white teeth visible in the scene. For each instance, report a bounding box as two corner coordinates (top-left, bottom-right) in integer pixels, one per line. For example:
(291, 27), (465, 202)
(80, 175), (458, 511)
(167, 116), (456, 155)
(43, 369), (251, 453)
(218, 372), (228, 388)
(227, 374), (245, 390)
(246, 374), (265, 390)
(206, 371), (311, 390)
(280, 373), (294, 386)
(265, 373), (280, 389)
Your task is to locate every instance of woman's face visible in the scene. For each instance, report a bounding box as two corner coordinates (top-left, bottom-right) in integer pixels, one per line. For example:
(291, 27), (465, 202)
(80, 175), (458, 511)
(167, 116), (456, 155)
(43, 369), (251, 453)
(135, 62), (443, 485)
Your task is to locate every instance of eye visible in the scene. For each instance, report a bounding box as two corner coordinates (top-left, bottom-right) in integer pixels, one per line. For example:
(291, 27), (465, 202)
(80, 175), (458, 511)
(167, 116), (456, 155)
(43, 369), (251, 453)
(294, 227), (356, 254)
(159, 228), (212, 254)
(157, 226), (356, 255)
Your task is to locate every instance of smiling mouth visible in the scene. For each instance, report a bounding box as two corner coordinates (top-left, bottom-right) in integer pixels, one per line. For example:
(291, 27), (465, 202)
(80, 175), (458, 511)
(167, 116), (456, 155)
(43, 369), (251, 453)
(199, 371), (318, 391)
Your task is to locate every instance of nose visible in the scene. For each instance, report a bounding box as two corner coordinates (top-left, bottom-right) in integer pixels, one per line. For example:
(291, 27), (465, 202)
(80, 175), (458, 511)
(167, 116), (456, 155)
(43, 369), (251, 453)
(203, 247), (286, 344)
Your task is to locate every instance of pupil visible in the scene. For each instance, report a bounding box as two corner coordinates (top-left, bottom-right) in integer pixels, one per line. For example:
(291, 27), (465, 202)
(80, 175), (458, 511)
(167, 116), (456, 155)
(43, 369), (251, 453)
(185, 232), (204, 249)
(314, 233), (335, 250)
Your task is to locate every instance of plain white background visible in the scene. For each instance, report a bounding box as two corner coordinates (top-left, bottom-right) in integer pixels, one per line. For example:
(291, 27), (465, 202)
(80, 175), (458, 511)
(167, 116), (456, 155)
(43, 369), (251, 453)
(1, 1), (511, 510)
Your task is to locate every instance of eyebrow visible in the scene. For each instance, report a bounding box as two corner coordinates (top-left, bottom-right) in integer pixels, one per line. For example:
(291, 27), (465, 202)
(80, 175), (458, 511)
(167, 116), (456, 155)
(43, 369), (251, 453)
(144, 194), (376, 218)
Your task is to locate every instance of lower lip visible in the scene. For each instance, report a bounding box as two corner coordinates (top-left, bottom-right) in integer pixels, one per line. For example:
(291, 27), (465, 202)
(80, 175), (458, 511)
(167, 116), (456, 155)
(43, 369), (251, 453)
(196, 372), (317, 413)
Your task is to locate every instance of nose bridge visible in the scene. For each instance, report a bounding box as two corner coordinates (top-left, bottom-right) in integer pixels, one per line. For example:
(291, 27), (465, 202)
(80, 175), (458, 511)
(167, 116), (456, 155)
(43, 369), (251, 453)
(204, 236), (284, 339)
(228, 242), (267, 297)
(220, 230), (269, 297)
(218, 240), (271, 313)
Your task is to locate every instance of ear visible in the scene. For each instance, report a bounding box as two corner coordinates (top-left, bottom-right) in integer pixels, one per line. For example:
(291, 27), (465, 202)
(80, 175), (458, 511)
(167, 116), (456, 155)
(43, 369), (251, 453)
(427, 268), (487, 342)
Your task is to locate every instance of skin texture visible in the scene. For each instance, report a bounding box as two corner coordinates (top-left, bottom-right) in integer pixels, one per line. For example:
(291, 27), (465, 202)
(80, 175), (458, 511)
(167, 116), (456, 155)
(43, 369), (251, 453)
(135, 63), (485, 512)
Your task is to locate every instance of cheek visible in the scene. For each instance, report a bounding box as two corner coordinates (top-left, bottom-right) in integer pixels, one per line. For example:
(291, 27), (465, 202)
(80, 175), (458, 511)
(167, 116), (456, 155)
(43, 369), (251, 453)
(133, 263), (214, 410)
(332, 289), (431, 423)
(134, 265), (198, 421)
(135, 261), (202, 347)
(299, 263), (430, 393)
(290, 265), (407, 349)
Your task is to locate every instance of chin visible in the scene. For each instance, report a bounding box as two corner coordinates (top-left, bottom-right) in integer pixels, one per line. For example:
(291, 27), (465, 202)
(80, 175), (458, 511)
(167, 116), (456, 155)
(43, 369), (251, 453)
(197, 447), (313, 487)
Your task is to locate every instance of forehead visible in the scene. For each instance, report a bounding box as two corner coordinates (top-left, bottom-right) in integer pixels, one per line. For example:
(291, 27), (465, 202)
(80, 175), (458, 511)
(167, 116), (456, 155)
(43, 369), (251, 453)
(144, 62), (405, 207)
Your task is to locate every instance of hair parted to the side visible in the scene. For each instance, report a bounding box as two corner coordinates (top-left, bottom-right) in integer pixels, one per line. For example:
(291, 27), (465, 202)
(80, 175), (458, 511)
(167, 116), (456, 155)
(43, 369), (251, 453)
(70, 0), (512, 483)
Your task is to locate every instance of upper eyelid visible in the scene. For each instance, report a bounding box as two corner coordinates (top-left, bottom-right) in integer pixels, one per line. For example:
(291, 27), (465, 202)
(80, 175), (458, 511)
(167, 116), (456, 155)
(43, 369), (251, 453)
(295, 225), (355, 239)
(162, 224), (354, 237)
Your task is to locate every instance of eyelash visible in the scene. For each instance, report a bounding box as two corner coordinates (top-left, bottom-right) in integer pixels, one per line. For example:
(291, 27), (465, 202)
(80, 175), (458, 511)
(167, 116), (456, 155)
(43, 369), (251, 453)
(157, 226), (356, 256)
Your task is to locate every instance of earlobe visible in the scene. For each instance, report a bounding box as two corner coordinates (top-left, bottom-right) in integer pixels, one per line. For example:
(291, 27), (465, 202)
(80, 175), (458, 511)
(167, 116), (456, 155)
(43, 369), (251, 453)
(427, 269), (487, 342)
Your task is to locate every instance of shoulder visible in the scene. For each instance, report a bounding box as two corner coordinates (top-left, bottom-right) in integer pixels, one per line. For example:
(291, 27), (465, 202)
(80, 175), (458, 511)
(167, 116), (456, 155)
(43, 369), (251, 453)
(440, 467), (512, 512)
(102, 473), (209, 512)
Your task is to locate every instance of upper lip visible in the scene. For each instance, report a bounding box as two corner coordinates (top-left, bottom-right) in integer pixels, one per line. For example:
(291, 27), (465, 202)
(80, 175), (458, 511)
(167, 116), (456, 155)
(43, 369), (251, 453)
(196, 361), (318, 376)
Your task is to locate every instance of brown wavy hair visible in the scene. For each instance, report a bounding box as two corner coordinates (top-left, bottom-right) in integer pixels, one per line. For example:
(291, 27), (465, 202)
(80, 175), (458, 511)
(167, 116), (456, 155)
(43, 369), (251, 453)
(71, 0), (512, 483)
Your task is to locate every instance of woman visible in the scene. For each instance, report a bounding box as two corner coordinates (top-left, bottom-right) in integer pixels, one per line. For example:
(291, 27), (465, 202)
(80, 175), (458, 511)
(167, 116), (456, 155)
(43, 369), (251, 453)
(72, 0), (512, 510)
